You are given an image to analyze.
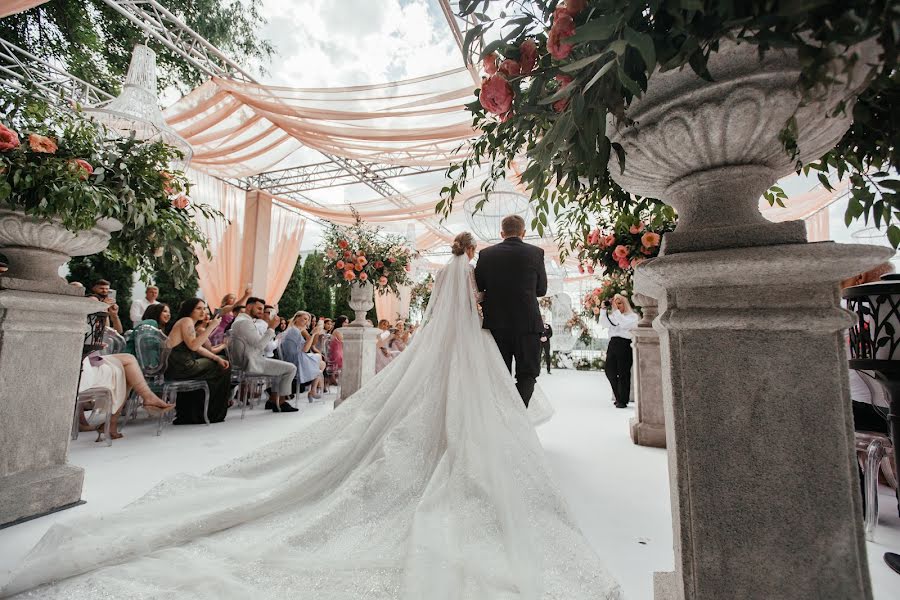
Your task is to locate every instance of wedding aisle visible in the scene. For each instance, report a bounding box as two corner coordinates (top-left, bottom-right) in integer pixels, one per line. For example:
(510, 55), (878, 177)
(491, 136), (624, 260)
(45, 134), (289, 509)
(1, 372), (897, 598)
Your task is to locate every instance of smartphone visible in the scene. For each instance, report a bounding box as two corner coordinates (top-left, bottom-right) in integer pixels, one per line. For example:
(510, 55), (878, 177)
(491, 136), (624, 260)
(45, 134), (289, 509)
(213, 308), (222, 318)
(108, 289), (117, 302)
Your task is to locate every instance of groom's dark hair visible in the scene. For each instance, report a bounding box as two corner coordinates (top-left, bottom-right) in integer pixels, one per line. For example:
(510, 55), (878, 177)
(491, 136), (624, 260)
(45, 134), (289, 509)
(501, 214), (526, 237)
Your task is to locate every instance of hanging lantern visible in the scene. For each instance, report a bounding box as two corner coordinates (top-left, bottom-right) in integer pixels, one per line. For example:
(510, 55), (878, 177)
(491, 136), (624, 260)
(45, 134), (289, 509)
(85, 44), (192, 169)
(462, 181), (534, 243)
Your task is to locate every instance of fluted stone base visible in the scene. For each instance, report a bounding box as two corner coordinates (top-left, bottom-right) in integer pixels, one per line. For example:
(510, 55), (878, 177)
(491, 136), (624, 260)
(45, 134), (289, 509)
(335, 325), (380, 406)
(631, 292), (666, 449)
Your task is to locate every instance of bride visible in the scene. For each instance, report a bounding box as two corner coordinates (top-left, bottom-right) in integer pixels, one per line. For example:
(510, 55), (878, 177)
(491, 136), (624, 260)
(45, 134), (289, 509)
(2, 232), (621, 600)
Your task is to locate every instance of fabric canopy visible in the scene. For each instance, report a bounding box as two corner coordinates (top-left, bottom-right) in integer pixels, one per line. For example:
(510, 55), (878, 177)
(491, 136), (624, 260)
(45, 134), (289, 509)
(0, 0), (47, 18)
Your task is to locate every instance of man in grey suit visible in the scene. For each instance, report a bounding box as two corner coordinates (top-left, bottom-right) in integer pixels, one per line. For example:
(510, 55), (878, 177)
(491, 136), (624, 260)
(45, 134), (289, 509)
(230, 297), (298, 412)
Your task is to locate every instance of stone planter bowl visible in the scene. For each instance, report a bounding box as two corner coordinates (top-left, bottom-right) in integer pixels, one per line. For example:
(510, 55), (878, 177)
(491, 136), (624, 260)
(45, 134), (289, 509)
(348, 280), (375, 326)
(608, 39), (880, 254)
(0, 208), (123, 291)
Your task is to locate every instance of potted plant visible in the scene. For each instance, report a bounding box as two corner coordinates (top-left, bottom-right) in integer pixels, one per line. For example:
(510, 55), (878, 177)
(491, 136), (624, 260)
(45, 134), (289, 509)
(321, 217), (413, 325)
(444, 1), (896, 249)
(0, 88), (219, 293)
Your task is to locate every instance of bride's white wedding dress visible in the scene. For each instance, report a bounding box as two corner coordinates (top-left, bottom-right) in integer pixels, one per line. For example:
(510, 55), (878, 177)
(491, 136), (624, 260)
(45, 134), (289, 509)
(2, 255), (621, 600)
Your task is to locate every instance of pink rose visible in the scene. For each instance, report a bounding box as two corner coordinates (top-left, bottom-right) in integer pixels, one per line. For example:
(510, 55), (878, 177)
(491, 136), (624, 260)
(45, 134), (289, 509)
(336, 260), (345, 269)
(578, 264), (585, 274)
(171, 194), (190, 209)
(641, 246), (653, 256)
(602, 234), (616, 247)
(359, 272), (368, 281)
(548, 10), (576, 60)
(587, 265), (595, 274)
(641, 232), (661, 248)
(499, 110), (514, 123)
(552, 74), (574, 112)
(483, 53), (499, 75)
(379, 276), (388, 286)
(405, 264), (411, 272)
(480, 74), (514, 116)
(70, 159), (93, 180)
(28, 133), (57, 154)
(630, 222), (645, 234)
(0, 124), (20, 151)
(388, 257), (397, 264)
(499, 59), (521, 77)
(374, 260), (384, 268)
(326, 249), (337, 259)
(617, 257), (631, 270)
(613, 245), (629, 260)
(343, 250), (352, 258)
(519, 39), (537, 75)
(344, 270), (356, 281)
(338, 239), (349, 249)
(564, 0), (587, 15)
(587, 228), (600, 246)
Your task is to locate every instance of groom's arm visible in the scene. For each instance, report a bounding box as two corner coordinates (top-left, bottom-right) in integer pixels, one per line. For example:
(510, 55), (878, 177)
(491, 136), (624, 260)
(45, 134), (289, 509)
(474, 253), (488, 294)
(535, 249), (548, 297)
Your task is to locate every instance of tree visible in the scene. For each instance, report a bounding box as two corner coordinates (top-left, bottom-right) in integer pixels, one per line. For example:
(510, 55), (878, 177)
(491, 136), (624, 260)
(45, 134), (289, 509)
(301, 251), (333, 318)
(152, 264), (199, 316)
(0, 0), (273, 94)
(278, 256), (305, 319)
(67, 254), (135, 330)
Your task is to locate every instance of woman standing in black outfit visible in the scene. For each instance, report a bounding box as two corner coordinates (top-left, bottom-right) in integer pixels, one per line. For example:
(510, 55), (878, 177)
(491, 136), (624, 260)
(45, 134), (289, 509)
(599, 294), (639, 408)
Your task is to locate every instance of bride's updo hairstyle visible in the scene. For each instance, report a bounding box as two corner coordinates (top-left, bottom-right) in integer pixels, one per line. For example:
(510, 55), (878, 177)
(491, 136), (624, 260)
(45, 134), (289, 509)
(451, 232), (476, 256)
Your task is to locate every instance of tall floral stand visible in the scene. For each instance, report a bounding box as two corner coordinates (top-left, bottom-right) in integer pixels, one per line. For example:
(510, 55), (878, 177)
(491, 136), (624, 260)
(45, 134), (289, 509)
(610, 41), (885, 599)
(336, 282), (380, 405)
(630, 292), (665, 448)
(0, 211), (120, 527)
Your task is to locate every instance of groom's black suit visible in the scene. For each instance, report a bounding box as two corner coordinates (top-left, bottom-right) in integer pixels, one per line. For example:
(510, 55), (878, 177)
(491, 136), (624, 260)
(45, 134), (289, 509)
(474, 236), (547, 407)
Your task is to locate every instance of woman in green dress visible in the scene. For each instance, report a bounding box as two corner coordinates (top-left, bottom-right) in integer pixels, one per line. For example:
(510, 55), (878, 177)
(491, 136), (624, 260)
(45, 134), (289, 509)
(164, 298), (232, 424)
(125, 303), (170, 358)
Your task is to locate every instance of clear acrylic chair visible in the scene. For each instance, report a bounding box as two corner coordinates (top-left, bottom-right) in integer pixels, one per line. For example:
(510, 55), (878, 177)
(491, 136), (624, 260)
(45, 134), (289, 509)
(226, 335), (273, 419)
(100, 327), (126, 355)
(324, 334), (342, 397)
(132, 328), (210, 435)
(72, 387), (115, 447)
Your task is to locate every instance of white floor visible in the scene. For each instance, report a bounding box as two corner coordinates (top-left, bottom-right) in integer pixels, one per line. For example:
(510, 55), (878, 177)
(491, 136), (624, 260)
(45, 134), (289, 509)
(1, 371), (897, 598)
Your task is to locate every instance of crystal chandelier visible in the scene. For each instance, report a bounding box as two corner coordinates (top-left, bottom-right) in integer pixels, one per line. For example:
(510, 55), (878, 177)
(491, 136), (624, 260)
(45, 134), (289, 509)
(462, 181), (533, 243)
(86, 44), (192, 170)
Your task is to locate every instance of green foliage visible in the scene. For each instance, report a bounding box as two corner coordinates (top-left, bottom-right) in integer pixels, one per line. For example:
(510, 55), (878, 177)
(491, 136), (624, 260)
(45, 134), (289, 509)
(0, 0), (273, 94)
(450, 0), (899, 245)
(301, 251), (333, 318)
(0, 87), (223, 284)
(152, 262), (199, 314)
(409, 273), (435, 320)
(278, 255), (306, 319)
(67, 254), (135, 330)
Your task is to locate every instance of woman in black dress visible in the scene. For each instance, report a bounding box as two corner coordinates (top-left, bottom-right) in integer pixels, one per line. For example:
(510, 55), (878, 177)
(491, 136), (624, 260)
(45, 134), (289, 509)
(164, 298), (232, 424)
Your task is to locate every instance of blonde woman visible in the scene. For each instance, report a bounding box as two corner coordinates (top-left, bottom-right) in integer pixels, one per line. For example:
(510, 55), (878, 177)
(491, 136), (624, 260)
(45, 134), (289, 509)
(598, 293), (639, 408)
(280, 311), (326, 400)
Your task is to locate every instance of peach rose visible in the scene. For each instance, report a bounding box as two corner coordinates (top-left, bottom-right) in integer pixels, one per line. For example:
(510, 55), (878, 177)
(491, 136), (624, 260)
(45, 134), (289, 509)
(343, 250), (352, 258)
(0, 124), (20, 151)
(359, 272), (368, 281)
(171, 194), (190, 209)
(499, 110), (514, 123)
(617, 257), (631, 269)
(641, 246), (653, 256)
(344, 270), (356, 281)
(641, 232), (661, 247)
(374, 260), (384, 269)
(483, 53), (499, 75)
(70, 159), (93, 180)
(552, 74), (574, 112)
(564, 0), (587, 15)
(548, 9), (575, 60)
(354, 263), (363, 272)
(629, 222), (645, 234)
(160, 171), (175, 194)
(480, 74), (514, 116)
(499, 59), (521, 77)
(613, 245), (629, 260)
(28, 133), (57, 154)
(357, 256), (368, 266)
(338, 239), (349, 249)
(379, 276), (388, 286)
(587, 265), (595, 274)
(602, 234), (616, 247)
(519, 39), (537, 75)
(388, 257), (397, 264)
(587, 229), (600, 246)
(336, 260), (345, 269)
(326, 249), (337, 259)
(578, 264), (585, 274)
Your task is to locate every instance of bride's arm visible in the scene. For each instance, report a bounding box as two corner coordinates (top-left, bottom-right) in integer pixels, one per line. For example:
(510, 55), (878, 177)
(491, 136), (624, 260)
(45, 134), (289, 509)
(467, 265), (484, 303)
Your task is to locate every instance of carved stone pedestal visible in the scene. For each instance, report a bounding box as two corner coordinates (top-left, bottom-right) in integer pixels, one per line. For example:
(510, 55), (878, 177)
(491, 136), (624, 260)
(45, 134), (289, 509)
(335, 325), (380, 406)
(0, 289), (101, 527)
(630, 292), (665, 448)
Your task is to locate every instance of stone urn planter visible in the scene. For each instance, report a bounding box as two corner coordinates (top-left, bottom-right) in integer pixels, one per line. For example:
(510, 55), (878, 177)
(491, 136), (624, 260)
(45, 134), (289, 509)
(348, 281), (375, 326)
(0, 208), (123, 295)
(606, 40), (889, 600)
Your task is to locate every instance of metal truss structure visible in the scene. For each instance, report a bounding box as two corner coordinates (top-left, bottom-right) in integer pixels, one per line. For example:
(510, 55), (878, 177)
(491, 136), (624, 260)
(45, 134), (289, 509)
(232, 161), (444, 196)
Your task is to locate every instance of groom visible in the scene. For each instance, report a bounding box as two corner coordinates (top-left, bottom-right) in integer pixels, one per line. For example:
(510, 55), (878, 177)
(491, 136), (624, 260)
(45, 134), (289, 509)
(475, 215), (548, 407)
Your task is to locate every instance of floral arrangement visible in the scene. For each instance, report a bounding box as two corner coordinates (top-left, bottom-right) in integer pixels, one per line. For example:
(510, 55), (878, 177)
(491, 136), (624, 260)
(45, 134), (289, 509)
(581, 274), (631, 319)
(538, 296), (554, 310)
(574, 212), (674, 276)
(0, 88), (220, 284)
(442, 1), (898, 245)
(410, 273), (435, 315)
(321, 217), (412, 294)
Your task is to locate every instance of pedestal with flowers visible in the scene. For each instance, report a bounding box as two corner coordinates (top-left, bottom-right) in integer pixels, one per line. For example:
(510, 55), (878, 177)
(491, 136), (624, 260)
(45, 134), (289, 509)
(322, 219), (412, 401)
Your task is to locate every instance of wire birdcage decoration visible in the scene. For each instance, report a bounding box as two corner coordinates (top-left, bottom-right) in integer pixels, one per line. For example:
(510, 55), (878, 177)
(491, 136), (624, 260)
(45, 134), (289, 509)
(546, 259), (567, 296)
(85, 44), (192, 170)
(462, 183), (533, 243)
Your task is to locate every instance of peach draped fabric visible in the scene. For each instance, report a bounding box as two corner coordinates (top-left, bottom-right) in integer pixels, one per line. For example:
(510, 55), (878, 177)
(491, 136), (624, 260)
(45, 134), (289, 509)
(266, 205), (306, 304)
(0, 0), (47, 17)
(163, 69), (477, 178)
(375, 287), (412, 323)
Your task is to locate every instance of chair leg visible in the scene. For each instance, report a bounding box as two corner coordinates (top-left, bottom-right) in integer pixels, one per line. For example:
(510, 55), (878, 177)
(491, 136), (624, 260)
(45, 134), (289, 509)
(71, 402), (80, 441)
(103, 394), (113, 447)
(202, 385), (210, 425)
(865, 438), (886, 541)
(157, 388), (169, 436)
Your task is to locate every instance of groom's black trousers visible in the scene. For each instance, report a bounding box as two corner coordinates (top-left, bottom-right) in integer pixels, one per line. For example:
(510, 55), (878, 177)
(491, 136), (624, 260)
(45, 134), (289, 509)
(490, 329), (542, 407)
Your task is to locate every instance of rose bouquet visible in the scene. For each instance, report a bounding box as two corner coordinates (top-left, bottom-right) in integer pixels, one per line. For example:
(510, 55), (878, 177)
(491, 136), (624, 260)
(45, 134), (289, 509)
(574, 213), (674, 277)
(321, 218), (412, 294)
(581, 274), (630, 320)
(410, 273), (435, 316)
(0, 87), (220, 284)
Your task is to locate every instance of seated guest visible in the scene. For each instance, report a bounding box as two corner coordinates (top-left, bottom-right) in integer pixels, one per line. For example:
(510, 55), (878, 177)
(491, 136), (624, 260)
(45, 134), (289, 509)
(78, 352), (173, 441)
(196, 307), (227, 355)
(375, 327), (401, 373)
(165, 298), (232, 424)
(230, 297), (298, 412)
(89, 279), (123, 334)
(208, 286), (253, 346)
(125, 303), (170, 357)
(281, 312), (327, 400)
(259, 305), (279, 358)
(129, 285), (159, 325)
(314, 317), (333, 355)
(275, 317), (288, 334)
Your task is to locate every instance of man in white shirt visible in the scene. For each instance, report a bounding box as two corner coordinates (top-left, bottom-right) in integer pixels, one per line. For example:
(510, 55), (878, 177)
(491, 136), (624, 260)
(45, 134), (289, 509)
(130, 285), (159, 324)
(230, 297), (298, 412)
(256, 305), (279, 358)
